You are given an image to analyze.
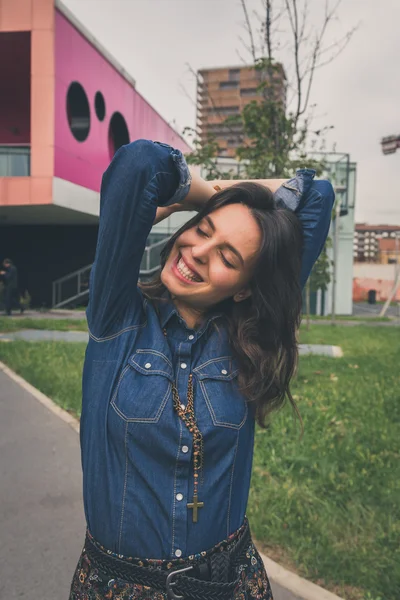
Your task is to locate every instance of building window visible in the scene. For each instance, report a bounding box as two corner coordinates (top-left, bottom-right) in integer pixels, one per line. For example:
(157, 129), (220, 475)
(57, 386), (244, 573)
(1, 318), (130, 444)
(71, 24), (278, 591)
(95, 91), (106, 121)
(220, 81), (239, 89)
(108, 112), (130, 158)
(240, 88), (258, 96)
(207, 106), (240, 116)
(0, 146), (30, 176)
(66, 82), (90, 142)
(227, 137), (241, 147)
(204, 123), (243, 135)
(229, 69), (240, 81)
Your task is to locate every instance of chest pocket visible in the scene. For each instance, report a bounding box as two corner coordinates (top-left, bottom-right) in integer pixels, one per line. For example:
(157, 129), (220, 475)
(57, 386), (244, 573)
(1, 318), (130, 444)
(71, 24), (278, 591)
(194, 357), (247, 430)
(111, 350), (173, 423)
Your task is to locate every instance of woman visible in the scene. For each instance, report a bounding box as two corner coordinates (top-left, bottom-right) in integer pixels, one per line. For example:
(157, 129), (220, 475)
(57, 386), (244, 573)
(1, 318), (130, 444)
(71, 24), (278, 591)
(70, 140), (334, 600)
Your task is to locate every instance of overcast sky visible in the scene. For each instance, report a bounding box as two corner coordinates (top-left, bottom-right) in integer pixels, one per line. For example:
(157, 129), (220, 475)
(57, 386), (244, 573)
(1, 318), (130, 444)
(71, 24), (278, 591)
(64, 0), (400, 225)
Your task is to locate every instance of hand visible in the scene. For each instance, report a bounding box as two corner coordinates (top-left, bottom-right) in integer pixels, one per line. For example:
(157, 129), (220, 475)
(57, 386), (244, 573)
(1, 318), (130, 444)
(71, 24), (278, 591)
(207, 178), (288, 194)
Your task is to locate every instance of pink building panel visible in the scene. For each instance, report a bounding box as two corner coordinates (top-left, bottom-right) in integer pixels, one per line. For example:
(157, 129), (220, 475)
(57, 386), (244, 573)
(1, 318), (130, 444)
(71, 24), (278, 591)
(54, 11), (190, 193)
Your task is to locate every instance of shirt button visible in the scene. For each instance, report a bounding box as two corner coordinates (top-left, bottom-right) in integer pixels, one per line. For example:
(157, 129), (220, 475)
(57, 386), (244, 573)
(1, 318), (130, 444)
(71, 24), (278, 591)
(175, 549), (182, 558)
(176, 493), (183, 501)
(182, 445), (189, 453)
(188, 335), (194, 340)
(221, 369), (228, 375)
(180, 403), (186, 411)
(145, 363), (151, 369)
(180, 363), (187, 369)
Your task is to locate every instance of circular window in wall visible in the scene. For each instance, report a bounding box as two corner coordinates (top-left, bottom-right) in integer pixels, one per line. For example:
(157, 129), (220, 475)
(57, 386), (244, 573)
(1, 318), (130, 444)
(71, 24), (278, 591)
(66, 82), (90, 142)
(108, 112), (130, 158)
(95, 91), (106, 121)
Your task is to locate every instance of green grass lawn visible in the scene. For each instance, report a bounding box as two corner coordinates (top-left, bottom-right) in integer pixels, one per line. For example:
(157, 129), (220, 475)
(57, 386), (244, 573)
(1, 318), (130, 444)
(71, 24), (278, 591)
(0, 325), (398, 600)
(307, 314), (391, 322)
(249, 325), (400, 600)
(0, 341), (86, 416)
(0, 317), (88, 333)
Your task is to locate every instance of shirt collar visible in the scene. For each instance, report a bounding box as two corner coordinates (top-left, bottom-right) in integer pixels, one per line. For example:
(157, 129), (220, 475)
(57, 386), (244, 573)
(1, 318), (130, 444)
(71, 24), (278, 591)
(158, 296), (180, 329)
(157, 293), (224, 334)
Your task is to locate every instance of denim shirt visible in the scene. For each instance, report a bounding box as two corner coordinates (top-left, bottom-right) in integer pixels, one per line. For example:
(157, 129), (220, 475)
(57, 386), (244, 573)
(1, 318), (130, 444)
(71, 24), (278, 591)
(81, 140), (334, 560)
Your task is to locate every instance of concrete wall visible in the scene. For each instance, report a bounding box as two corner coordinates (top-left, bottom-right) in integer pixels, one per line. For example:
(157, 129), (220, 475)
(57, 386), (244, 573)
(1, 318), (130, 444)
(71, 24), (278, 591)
(324, 162), (357, 315)
(353, 263), (400, 301)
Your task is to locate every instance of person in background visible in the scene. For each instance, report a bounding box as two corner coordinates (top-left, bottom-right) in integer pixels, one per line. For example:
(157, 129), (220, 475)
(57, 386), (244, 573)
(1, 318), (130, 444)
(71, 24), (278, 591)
(0, 258), (23, 316)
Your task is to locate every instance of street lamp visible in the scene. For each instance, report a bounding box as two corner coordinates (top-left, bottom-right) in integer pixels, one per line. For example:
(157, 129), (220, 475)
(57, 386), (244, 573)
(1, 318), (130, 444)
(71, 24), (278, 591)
(380, 134), (400, 315)
(381, 134), (400, 155)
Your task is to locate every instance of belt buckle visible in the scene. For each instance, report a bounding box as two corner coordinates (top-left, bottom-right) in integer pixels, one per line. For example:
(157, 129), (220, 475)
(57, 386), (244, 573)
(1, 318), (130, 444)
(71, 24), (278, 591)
(166, 565), (193, 600)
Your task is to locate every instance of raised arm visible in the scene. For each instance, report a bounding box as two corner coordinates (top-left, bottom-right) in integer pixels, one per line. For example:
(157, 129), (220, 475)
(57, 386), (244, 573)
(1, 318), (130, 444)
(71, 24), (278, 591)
(208, 169), (335, 288)
(274, 170), (335, 288)
(87, 140), (193, 339)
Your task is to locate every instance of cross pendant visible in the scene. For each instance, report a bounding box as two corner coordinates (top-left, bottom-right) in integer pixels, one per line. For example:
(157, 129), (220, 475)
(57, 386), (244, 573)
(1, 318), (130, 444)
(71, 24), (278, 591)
(187, 494), (204, 523)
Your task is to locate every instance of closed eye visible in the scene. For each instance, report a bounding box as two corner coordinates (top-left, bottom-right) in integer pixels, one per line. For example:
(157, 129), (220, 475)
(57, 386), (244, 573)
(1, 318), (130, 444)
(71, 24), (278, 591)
(196, 227), (209, 238)
(220, 252), (235, 269)
(197, 226), (236, 269)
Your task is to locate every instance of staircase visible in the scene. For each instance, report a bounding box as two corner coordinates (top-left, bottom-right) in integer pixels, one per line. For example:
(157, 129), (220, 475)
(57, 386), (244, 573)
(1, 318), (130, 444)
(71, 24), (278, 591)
(52, 237), (169, 308)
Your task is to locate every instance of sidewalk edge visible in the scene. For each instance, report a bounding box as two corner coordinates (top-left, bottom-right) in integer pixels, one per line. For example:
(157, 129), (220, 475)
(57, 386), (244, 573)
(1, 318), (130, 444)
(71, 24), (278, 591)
(0, 360), (80, 435)
(260, 552), (345, 600)
(0, 360), (344, 600)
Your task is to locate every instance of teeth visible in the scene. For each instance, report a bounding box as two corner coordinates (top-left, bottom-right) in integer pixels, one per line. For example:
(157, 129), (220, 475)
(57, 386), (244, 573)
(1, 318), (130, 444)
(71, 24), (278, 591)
(177, 257), (201, 282)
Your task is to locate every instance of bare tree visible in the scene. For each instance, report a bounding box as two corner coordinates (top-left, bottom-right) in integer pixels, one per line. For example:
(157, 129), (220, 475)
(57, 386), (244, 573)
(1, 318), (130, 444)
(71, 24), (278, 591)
(240, 0), (359, 129)
(240, 0), (257, 62)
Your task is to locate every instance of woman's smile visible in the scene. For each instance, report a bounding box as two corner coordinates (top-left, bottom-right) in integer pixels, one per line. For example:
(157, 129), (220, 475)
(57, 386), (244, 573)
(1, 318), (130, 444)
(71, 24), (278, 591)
(172, 252), (204, 285)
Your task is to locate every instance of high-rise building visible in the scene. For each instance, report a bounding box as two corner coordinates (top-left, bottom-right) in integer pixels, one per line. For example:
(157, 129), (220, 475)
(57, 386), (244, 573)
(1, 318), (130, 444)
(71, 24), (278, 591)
(197, 64), (286, 158)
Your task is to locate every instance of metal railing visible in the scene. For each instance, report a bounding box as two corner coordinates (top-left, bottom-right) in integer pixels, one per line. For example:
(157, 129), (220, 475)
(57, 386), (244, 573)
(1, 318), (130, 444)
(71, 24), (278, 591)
(0, 144), (30, 176)
(139, 237), (169, 276)
(52, 263), (92, 308)
(52, 236), (170, 308)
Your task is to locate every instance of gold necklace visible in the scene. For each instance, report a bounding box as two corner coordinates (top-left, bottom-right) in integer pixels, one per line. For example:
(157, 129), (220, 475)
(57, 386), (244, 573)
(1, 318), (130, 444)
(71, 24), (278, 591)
(163, 329), (204, 523)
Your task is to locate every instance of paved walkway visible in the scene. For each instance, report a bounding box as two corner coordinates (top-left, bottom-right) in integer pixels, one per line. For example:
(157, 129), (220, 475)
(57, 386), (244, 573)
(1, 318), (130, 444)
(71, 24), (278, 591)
(0, 329), (343, 358)
(0, 366), (309, 600)
(4, 309), (87, 320)
(353, 301), (399, 318)
(0, 368), (85, 599)
(0, 329), (89, 343)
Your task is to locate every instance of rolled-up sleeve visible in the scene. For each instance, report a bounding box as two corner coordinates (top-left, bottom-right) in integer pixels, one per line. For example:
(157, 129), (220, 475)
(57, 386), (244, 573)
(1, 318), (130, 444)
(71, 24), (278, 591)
(274, 170), (335, 288)
(87, 140), (191, 339)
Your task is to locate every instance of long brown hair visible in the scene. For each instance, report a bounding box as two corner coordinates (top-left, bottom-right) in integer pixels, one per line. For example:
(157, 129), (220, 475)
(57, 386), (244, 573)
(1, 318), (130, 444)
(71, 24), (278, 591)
(140, 183), (303, 428)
